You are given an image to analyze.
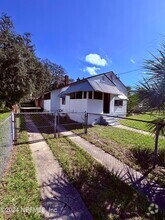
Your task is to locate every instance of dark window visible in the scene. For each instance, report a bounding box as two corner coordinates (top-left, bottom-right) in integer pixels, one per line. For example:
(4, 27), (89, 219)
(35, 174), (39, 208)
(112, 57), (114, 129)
(83, 91), (87, 99)
(88, 91), (92, 99)
(114, 100), (123, 106)
(76, 92), (82, 99)
(94, 92), (102, 100)
(70, 93), (76, 99)
(44, 93), (50, 100)
(62, 97), (65, 105)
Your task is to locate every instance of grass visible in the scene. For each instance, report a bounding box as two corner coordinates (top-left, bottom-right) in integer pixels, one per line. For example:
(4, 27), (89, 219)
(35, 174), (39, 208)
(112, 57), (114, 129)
(0, 112), (10, 122)
(0, 116), (40, 220)
(71, 125), (165, 187)
(0, 112), (12, 174)
(46, 135), (152, 219)
(30, 114), (164, 219)
(120, 113), (165, 132)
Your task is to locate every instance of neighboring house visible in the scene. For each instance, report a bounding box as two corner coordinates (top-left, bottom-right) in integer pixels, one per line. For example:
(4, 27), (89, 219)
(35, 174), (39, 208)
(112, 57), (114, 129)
(40, 72), (128, 125)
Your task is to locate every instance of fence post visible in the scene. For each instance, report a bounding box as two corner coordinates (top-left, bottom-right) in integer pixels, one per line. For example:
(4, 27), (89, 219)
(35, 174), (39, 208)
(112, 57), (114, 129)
(12, 112), (17, 142)
(10, 113), (13, 145)
(54, 113), (57, 138)
(153, 123), (160, 168)
(58, 112), (60, 138)
(84, 112), (88, 134)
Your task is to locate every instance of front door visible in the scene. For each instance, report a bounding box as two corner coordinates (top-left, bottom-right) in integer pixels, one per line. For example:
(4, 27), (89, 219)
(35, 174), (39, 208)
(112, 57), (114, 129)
(103, 93), (110, 113)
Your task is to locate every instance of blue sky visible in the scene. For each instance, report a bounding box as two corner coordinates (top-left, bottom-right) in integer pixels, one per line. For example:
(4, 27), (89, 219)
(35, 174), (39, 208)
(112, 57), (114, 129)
(1, 0), (165, 87)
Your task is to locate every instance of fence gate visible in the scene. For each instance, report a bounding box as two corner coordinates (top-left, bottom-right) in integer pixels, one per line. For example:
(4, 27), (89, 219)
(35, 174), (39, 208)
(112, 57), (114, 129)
(14, 112), (55, 144)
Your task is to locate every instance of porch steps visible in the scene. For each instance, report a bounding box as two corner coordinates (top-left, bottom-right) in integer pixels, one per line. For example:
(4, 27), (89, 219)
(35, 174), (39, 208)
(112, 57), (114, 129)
(100, 116), (120, 126)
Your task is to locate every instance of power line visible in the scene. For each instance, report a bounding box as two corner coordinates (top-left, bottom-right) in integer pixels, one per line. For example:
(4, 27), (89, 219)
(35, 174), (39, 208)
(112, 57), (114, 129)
(117, 68), (143, 76)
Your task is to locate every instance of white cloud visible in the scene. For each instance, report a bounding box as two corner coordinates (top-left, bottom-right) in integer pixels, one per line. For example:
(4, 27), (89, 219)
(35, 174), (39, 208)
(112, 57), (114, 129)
(130, 58), (135, 64)
(84, 67), (100, 75)
(85, 53), (107, 66)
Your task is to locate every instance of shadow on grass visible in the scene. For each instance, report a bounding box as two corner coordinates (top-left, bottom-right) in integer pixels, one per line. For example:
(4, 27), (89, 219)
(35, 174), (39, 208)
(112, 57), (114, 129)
(13, 137), (55, 146)
(40, 169), (150, 220)
(130, 148), (165, 170)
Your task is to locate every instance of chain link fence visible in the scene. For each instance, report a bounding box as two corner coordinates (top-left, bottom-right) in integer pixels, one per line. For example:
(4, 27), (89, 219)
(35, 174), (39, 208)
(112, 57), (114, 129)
(0, 114), (13, 179)
(83, 113), (165, 186)
(10, 111), (164, 213)
(14, 112), (55, 143)
(12, 111), (165, 187)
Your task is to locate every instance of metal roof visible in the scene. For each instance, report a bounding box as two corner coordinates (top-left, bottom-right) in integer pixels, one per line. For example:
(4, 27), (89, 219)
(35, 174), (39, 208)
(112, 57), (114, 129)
(87, 78), (122, 95)
(58, 74), (124, 97)
(58, 81), (94, 97)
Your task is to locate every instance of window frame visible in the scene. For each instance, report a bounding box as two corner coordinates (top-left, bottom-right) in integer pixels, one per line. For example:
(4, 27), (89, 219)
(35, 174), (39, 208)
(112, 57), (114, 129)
(76, 91), (82, 99)
(88, 91), (93, 99)
(62, 97), (66, 105)
(94, 91), (102, 100)
(114, 100), (123, 107)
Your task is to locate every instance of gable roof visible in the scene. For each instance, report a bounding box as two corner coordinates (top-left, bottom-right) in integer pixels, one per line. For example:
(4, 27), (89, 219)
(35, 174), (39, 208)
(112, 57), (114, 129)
(58, 71), (126, 97)
(87, 77), (121, 95)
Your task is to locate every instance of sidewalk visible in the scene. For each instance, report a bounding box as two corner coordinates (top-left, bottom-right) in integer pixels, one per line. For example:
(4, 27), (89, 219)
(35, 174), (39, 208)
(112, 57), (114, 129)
(25, 115), (92, 220)
(115, 124), (164, 139)
(58, 125), (165, 211)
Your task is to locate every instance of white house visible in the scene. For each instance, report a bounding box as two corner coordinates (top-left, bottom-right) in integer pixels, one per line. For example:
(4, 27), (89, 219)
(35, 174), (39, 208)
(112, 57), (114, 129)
(42, 72), (128, 125)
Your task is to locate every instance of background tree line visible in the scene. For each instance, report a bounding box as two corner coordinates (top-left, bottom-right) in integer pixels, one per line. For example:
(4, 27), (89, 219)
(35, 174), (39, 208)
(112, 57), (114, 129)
(0, 14), (69, 107)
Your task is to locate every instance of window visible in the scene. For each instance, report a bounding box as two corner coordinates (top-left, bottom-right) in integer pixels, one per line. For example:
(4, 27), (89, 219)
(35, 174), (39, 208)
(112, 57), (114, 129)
(76, 91), (82, 99)
(94, 92), (102, 100)
(44, 93), (50, 100)
(70, 93), (76, 99)
(62, 97), (65, 105)
(114, 100), (123, 106)
(83, 91), (87, 99)
(88, 91), (93, 99)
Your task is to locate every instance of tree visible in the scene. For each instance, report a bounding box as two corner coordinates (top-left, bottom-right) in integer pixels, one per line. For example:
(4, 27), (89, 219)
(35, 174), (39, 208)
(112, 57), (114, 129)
(126, 86), (140, 114)
(0, 14), (39, 105)
(138, 44), (165, 167)
(0, 14), (68, 106)
(42, 59), (67, 90)
(138, 45), (165, 112)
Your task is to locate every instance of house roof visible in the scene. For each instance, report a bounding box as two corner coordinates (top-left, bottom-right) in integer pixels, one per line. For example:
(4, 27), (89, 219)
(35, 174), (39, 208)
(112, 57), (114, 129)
(58, 81), (94, 97)
(87, 77), (121, 95)
(58, 72), (124, 97)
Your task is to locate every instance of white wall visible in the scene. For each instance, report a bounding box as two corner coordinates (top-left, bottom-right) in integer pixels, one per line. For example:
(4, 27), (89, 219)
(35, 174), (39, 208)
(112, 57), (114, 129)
(109, 94), (114, 114)
(69, 99), (87, 112)
(43, 100), (51, 112)
(113, 100), (127, 116)
(60, 94), (103, 124)
(51, 86), (68, 112)
(66, 99), (87, 123)
(87, 99), (103, 124)
(87, 99), (103, 114)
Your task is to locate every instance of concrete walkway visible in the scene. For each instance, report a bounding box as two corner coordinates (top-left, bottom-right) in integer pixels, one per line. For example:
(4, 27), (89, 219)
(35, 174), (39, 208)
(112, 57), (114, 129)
(25, 115), (92, 220)
(58, 125), (165, 211)
(115, 124), (165, 139)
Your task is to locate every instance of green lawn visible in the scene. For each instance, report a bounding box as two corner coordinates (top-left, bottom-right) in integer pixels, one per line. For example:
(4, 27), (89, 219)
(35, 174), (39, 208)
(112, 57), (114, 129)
(120, 113), (164, 132)
(0, 112), (10, 122)
(0, 112), (12, 171)
(46, 135), (152, 219)
(0, 117), (40, 219)
(30, 114), (160, 219)
(71, 125), (165, 187)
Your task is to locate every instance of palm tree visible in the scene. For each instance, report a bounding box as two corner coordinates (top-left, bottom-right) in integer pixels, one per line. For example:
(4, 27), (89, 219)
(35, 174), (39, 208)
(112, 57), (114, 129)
(139, 45), (165, 111)
(138, 44), (165, 167)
